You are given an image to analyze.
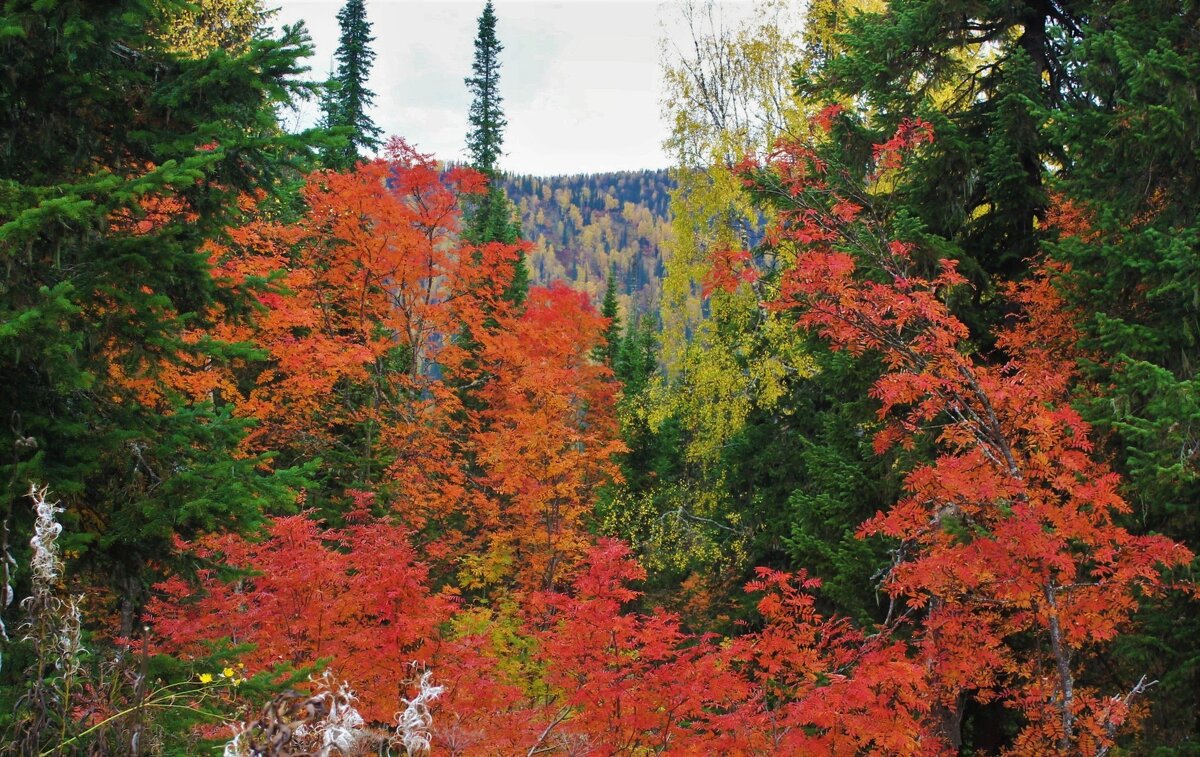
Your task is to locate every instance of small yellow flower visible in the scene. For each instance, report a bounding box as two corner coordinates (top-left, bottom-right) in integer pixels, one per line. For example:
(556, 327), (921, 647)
(198, 673), (214, 684)
(222, 667), (236, 679)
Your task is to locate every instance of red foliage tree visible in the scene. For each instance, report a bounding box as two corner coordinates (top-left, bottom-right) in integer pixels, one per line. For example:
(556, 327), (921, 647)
(724, 116), (1193, 751)
(148, 514), (451, 721)
(429, 541), (932, 755)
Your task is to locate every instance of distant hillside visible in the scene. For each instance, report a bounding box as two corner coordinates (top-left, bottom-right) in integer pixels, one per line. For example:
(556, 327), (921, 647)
(502, 169), (673, 320)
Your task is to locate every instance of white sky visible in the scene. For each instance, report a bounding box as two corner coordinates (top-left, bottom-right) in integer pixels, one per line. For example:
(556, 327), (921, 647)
(271, 0), (751, 175)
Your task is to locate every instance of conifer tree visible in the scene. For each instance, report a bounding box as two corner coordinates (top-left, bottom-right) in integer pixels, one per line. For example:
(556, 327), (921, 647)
(463, 0), (528, 305)
(598, 264), (621, 367)
(0, 0), (321, 640)
(321, 0), (383, 169)
(465, 0), (504, 177)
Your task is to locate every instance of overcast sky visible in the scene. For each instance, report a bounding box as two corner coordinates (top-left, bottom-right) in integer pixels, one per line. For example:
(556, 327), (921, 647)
(271, 1), (739, 175)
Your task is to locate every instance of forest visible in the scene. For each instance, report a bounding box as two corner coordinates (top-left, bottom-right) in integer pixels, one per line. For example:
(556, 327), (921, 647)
(503, 170), (672, 317)
(1, 0), (1198, 754)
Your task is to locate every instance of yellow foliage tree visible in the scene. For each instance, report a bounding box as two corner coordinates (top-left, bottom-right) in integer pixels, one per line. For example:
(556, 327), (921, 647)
(155, 0), (267, 58)
(611, 0), (879, 617)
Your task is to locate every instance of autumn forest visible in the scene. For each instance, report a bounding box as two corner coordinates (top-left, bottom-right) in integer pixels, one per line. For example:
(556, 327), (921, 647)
(2, 0), (1199, 754)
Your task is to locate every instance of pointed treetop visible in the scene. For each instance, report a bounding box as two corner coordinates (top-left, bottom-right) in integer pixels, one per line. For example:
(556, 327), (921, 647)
(321, 0), (383, 169)
(461, 0), (527, 307)
(598, 264), (621, 367)
(465, 0), (506, 176)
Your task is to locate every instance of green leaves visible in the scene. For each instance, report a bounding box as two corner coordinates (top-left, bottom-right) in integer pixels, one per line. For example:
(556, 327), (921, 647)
(319, 0), (382, 168)
(0, 0), (323, 663)
(464, 0), (506, 177)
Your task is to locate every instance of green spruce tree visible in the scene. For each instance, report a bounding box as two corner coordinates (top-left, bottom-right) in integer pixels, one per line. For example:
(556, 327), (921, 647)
(464, 0), (504, 176)
(321, 0), (383, 169)
(0, 0), (321, 646)
(1047, 3), (1200, 747)
(597, 264), (621, 367)
(463, 0), (528, 305)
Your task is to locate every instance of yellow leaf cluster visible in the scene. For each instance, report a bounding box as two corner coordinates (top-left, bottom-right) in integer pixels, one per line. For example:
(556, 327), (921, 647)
(154, 0), (266, 58)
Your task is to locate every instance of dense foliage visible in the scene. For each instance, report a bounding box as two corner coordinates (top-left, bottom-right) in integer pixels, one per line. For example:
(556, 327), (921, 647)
(503, 170), (673, 316)
(0, 0), (1196, 755)
(319, 0), (383, 168)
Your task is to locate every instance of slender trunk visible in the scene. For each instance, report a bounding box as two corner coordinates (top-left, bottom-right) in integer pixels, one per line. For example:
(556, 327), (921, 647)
(120, 573), (139, 641)
(1044, 582), (1075, 750)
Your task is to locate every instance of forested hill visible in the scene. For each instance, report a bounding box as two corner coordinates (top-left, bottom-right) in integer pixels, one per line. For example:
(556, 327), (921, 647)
(502, 169), (672, 318)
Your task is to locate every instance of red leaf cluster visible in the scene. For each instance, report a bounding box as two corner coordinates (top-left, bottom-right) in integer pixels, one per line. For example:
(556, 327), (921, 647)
(735, 116), (1191, 750)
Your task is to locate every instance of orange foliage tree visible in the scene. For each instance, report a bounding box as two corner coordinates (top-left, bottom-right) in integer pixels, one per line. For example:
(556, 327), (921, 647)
(144, 140), (633, 730)
(471, 283), (625, 591)
(144, 140), (523, 520)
